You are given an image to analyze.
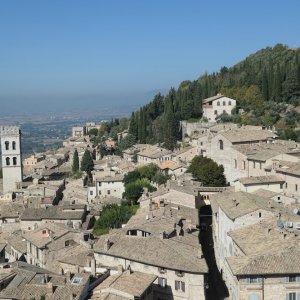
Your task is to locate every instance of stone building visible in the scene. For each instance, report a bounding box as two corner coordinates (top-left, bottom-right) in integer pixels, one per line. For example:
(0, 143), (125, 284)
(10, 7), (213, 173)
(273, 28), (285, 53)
(202, 94), (237, 122)
(0, 126), (23, 193)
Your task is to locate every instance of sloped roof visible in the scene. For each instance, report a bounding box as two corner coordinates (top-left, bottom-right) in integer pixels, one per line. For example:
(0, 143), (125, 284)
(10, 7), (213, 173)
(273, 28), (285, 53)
(94, 232), (208, 274)
(202, 94), (225, 104)
(220, 129), (276, 143)
(238, 175), (284, 185)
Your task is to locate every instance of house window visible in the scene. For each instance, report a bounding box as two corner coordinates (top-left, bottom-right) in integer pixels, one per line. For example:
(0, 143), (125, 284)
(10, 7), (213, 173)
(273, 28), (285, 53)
(158, 277), (167, 288)
(258, 212), (262, 218)
(12, 141), (16, 150)
(13, 157), (17, 166)
(249, 293), (261, 300)
(217, 101), (220, 106)
(223, 101), (226, 106)
(214, 110), (218, 115)
(286, 183), (288, 188)
(90, 191), (93, 196)
(296, 184), (298, 192)
(243, 161), (246, 170)
(175, 280), (185, 292)
(253, 161), (256, 169)
(229, 101), (232, 106)
(286, 292), (300, 300)
(5, 141), (9, 150)
(286, 276), (300, 282)
(107, 190), (110, 195)
(219, 140), (224, 150)
(223, 110), (226, 114)
(259, 162), (262, 170)
(6, 157), (10, 166)
(234, 159), (237, 168)
(245, 277), (262, 284)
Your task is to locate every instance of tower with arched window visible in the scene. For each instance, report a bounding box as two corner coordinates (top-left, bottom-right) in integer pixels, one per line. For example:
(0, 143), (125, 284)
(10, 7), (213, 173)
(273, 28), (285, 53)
(0, 126), (23, 193)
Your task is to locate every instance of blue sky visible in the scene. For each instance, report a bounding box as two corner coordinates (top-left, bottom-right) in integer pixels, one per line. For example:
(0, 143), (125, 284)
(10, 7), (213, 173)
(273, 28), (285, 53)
(0, 0), (299, 114)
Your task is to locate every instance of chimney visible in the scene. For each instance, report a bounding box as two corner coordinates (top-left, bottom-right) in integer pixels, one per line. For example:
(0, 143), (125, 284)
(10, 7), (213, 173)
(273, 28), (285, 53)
(104, 238), (111, 251)
(266, 228), (271, 235)
(91, 257), (96, 276)
(46, 282), (54, 295)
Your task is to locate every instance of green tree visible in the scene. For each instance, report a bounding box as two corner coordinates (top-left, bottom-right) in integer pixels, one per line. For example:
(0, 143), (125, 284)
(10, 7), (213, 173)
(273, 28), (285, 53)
(93, 203), (139, 235)
(123, 178), (156, 204)
(88, 128), (98, 136)
(81, 149), (94, 175)
(188, 155), (227, 186)
(72, 149), (79, 173)
(118, 134), (136, 151)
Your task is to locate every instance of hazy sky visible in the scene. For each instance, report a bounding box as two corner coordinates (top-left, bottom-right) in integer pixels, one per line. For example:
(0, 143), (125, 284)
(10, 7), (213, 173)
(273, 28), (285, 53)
(0, 0), (299, 114)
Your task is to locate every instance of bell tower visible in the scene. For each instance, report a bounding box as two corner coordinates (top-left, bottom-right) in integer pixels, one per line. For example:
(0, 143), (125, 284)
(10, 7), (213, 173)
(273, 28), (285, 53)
(0, 126), (23, 193)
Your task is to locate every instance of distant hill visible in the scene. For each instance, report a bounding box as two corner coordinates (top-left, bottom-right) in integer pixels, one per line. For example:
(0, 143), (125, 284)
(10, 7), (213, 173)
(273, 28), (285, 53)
(128, 44), (300, 149)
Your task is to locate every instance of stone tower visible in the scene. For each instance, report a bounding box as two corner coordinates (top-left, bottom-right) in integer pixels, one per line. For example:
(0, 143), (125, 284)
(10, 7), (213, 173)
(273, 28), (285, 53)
(0, 126), (23, 193)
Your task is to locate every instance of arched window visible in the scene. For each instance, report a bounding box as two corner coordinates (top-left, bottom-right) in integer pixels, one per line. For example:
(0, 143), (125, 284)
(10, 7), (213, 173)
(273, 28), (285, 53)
(219, 140), (224, 150)
(13, 157), (17, 166)
(214, 110), (218, 115)
(228, 101), (232, 106)
(12, 141), (16, 150)
(223, 101), (226, 106)
(6, 157), (10, 166)
(5, 141), (9, 150)
(217, 101), (220, 106)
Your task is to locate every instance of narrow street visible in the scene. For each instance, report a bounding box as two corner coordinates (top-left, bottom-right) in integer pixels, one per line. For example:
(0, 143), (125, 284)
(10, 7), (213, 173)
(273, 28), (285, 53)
(199, 206), (229, 300)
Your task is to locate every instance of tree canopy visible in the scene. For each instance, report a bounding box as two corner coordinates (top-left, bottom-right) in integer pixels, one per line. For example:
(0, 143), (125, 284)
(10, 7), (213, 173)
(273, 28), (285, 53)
(188, 155), (227, 187)
(80, 149), (94, 175)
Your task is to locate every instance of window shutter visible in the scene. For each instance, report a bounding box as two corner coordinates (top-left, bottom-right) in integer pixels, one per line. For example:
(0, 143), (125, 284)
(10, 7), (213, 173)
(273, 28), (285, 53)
(296, 292), (300, 300)
(181, 281), (185, 292)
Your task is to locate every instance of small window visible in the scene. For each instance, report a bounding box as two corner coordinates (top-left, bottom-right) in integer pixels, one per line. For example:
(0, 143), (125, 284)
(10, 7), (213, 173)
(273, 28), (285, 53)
(12, 141), (16, 150)
(234, 159), (237, 169)
(259, 162), (262, 170)
(243, 161), (246, 170)
(90, 191), (93, 195)
(223, 101), (226, 106)
(249, 293), (261, 300)
(223, 110), (226, 114)
(107, 190), (110, 195)
(253, 161), (256, 169)
(286, 183), (288, 188)
(5, 141), (9, 150)
(175, 280), (185, 292)
(258, 212), (262, 218)
(296, 184), (298, 192)
(219, 140), (224, 150)
(217, 101), (220, 106)
(214, 110), (218, 115)
(228, 101), (232, 106)
(6, 157), (10, 166)
(13, 157), (17, 166)
(286, 292), (299, 300)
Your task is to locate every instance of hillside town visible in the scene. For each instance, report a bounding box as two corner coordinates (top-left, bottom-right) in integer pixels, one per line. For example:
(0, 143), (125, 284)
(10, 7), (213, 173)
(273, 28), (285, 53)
(0, 95), (300, 300)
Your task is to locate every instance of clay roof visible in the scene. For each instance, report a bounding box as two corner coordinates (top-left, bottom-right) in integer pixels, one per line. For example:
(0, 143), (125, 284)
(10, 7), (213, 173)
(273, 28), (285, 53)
(94, 230), (208, 274)
(202, 94), (225, 104)
(238, 175), (284, 185)
(220, 129), (276, 143)
(210, 191), (280, 220)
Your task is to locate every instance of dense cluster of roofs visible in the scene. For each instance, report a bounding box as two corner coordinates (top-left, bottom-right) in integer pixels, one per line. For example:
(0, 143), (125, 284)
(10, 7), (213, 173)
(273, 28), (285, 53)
(0, 95), (300, 299)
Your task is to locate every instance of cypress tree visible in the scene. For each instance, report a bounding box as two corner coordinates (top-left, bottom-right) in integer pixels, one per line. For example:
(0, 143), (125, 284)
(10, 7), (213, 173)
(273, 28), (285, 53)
(81, 149), (94, 175)
(72, 149), (79, 173)
(128, 112), (138, 139)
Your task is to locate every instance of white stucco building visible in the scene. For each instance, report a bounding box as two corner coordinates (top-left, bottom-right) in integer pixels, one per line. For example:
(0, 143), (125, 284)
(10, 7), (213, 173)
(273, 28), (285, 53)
(202, 94), (236, 122)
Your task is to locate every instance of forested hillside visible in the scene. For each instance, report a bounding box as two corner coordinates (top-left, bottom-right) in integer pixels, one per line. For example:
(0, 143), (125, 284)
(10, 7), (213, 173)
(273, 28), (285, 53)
(128, 44), (300, 149)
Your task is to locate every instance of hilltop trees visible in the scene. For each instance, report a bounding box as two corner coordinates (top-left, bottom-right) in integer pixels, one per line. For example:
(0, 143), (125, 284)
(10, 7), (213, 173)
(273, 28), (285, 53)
(126, 44), (300, 146)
